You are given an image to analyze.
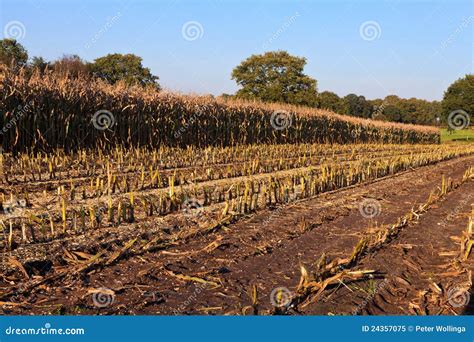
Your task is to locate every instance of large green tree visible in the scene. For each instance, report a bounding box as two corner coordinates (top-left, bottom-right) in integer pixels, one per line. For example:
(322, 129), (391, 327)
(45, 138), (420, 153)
(231, 51), (318, 106)
(442, 74), (473, 123)
(0, 39), (28, 66)
(342, 94), (372, 118)
(90, 53), (159, 88)
(317, 91), (343, 113)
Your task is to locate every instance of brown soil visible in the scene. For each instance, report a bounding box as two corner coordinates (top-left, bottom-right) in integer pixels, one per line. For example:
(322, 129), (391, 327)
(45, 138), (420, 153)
(1, 155), (473, 315)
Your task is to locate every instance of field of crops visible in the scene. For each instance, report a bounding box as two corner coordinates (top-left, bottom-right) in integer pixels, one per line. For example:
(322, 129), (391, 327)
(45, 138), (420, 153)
(0, 68), (440, 153)
(0, 63), (473, 316)
(1, 138), (474, 315)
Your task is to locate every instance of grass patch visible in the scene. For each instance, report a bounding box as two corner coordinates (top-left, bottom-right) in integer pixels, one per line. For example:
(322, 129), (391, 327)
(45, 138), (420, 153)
(441, 128), (474, 143)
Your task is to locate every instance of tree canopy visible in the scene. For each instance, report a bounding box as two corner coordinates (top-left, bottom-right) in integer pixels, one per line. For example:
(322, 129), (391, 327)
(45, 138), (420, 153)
(231, 51), (318, 106)
(51, 54), (90, 78)
(441, 74), (473, 123)
(317, 91), (343, 113)
(314, 91), (441, 125)
(90, 53), (160, 88)
(0, 40), (466, 127)
(342, 94), (372, 118)
(0, 39), (28, 66)
(30, 56), (49, 72)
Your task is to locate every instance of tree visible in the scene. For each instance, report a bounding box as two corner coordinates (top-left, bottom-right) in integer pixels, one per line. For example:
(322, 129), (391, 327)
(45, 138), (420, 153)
(367, 99), (385, 121)
(90, 53), (159, 88)
(383, 105), (402, 122)
(0, 39), (28, 66)
(401, 98), (439, 125)
(342, 94), (372, 118)
(442, 74), (474, 123)
(317, 91), (343, 112)
(219, 93), (234, 101)
(427, 101), (442, 125)
(51, 54), (90, 78)
(231, 51), (318, 106)
(368, 95), (442, 125)
(30, 56), (49, 72)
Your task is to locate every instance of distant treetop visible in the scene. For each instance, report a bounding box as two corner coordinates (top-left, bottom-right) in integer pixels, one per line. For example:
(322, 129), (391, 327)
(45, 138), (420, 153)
(90, 53), (160, 89)
(231, 51), (318, 107)
(0, 38), (28, 67)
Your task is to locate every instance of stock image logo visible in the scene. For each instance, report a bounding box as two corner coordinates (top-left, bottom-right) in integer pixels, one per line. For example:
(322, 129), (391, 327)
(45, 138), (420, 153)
(447, 109), (470, 130)
(4, 20), (26, 40)
(359, 20), (381, 41)
(90, 288), (115, 308)
(270, 286), (293, 308)
(358, 198), (381, 218)
(270, 110), (293, 130)
(447, 286), (470, 308)
(2, 196), (27, 218)
(182, 198), (204, 217)
(181, 21), (204, 41)
(92, 110), (115, 130)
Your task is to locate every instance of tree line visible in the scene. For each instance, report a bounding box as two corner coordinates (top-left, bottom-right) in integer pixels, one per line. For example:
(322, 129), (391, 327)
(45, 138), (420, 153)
(229, 51), (472, 127)
(1, 40), (471, 127)
(0, 39), (159, 89)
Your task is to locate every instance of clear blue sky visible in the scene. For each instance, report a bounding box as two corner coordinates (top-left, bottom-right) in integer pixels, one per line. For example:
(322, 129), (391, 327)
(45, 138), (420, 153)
(1, 0), (472, 101)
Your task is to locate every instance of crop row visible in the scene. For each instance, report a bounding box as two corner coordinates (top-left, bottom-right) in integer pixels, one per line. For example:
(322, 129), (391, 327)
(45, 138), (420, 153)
(2, 145), (472, 250)
(0, 67), (440, 153)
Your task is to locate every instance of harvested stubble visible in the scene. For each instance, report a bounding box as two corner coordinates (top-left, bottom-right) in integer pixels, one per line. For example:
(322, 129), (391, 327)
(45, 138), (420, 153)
(0, 143), (446, 186)
(2, 144), (473, 250)
(274, 167), (474, 313)
(0, 67), (440, 153)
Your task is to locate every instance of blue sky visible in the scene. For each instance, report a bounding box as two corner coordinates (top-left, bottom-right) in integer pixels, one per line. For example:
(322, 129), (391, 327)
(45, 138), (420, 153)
(1, 0), (472, 100)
